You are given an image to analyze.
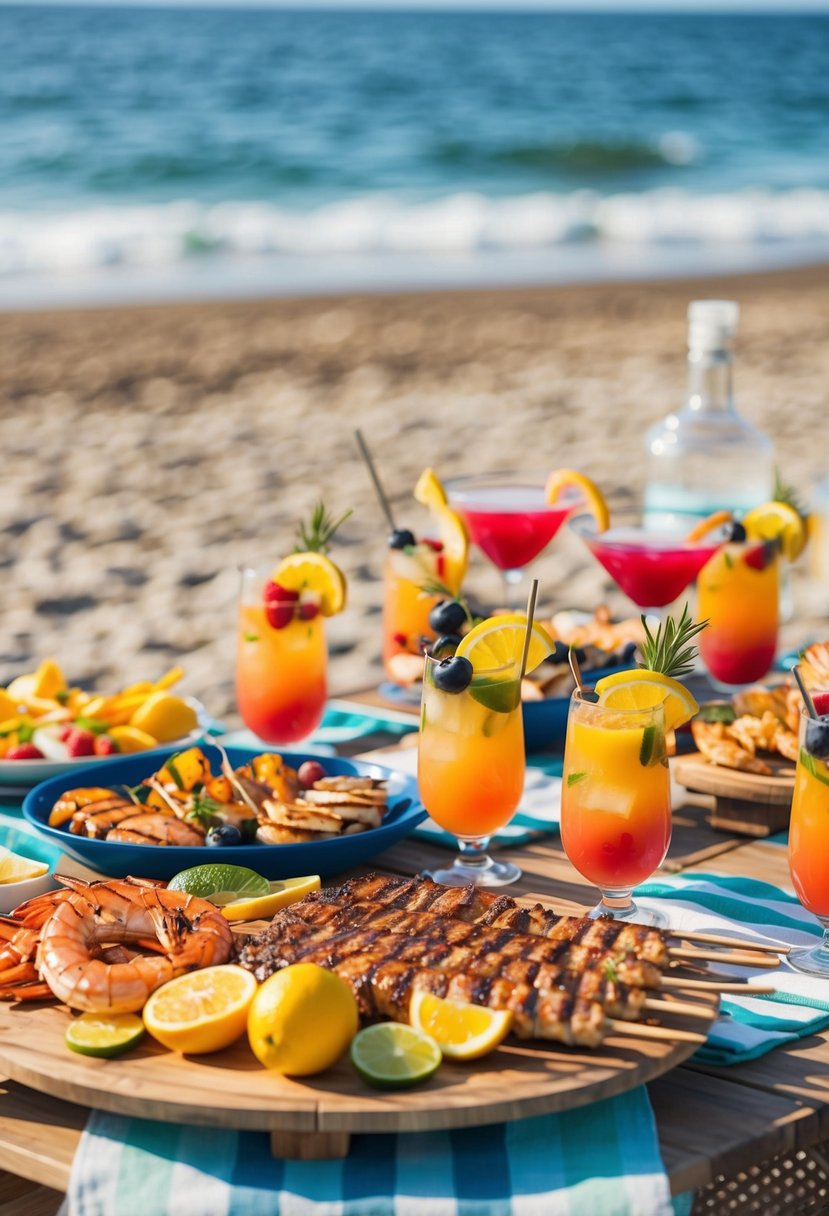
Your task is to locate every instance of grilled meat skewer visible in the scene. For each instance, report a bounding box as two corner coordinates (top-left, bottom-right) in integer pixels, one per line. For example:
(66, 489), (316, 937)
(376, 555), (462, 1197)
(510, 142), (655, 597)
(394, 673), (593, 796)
(309, 875), (669, 966)
(239, 910), (649, 1019)
(260, 897), (663, 989)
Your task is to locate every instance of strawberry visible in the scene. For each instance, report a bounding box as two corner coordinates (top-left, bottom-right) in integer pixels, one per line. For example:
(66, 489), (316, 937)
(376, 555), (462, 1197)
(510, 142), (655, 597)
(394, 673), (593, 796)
(65, 728), (96, 758)
(422, 538), (444, 552)
(93, 735), (118, 756)
(298, 601), (320, 621)
(58, 725), (73, 742)
(6, 743), (44, 760)
(263, 580), (299, 630)
(393, 632), (408, 647)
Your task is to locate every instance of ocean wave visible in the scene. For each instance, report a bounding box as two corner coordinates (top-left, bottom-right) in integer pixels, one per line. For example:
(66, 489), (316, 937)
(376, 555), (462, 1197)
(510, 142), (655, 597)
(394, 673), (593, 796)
(434, 132), (699, 172)
(2, 188), (829, 277)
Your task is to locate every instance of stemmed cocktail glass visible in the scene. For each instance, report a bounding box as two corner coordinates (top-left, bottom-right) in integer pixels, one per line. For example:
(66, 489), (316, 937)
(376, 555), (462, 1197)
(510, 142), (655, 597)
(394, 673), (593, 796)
(561, 691), (671, 926)
(445, 472), (583, 606)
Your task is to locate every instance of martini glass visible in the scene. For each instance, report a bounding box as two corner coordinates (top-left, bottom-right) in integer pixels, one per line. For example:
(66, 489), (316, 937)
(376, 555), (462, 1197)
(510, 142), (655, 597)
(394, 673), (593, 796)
(570, 513), (725, 615)
(446, 472), (582, 606)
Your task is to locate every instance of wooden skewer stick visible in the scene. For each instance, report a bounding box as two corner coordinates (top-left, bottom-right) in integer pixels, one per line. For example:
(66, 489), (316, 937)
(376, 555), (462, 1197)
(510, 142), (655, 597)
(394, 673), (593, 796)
(518, 580), (540, 682)
(609, 1020), (707, 1045)
(354, 429), (397, 533)
(674, 929), (790, 956)
(661, 976), (775, 994)
(668, 946), (781, 970)
(643, 997), (714, 1021)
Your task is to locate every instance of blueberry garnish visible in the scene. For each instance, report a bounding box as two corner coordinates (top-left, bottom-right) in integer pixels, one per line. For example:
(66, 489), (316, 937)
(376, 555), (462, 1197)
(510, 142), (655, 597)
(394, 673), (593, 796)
(551, 640), (569, 665)
(432, 655), (474, 694)
(431, 633), (462, 658)
(805, 719), (829, 761)
(389, 528), (416, 550)
(428, 599), (467, 635)
(726, 521), (747, 543)
(206, 823), (243, 847)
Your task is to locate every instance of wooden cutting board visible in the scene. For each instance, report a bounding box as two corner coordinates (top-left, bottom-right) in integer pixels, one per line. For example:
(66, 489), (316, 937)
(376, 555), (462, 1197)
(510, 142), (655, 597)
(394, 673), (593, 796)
(673, 752), (795, 836)
(0, 990), (718, 1160)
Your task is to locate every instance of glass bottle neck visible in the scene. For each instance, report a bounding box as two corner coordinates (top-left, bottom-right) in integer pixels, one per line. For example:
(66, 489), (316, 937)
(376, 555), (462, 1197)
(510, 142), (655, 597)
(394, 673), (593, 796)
(686, 348), (734, 414)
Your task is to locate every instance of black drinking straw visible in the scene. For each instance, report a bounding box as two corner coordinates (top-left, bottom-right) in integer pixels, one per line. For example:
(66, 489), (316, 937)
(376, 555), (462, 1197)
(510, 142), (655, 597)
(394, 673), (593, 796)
(354, 429), (396, 533)
(793, 665), (819, 720)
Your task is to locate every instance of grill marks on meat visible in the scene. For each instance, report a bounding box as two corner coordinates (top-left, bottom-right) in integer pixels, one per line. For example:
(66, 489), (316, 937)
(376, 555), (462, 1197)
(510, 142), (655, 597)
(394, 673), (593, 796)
(307, 874), (669, 967)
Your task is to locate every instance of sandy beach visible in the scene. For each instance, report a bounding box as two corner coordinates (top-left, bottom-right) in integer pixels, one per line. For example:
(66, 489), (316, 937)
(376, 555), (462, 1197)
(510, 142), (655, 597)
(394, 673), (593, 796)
(1, 264), (827, 725)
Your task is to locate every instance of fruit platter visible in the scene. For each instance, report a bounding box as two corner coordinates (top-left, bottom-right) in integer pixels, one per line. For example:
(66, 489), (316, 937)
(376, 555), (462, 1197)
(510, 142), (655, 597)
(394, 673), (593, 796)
(0, 660), (205, 786)
(23, 746), (425, 880)
(0, 868), (735, 1158)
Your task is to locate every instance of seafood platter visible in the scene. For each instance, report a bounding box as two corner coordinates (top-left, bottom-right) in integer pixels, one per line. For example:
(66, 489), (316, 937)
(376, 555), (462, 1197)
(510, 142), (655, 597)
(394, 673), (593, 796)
(0, 866), (786, 1157)
(675, 641), (829, 836)
(23, 745), (425, 880)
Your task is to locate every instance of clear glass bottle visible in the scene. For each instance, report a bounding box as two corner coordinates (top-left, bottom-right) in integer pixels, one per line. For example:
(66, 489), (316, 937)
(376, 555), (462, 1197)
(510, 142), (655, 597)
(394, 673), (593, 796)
(644, 300), (775, 531)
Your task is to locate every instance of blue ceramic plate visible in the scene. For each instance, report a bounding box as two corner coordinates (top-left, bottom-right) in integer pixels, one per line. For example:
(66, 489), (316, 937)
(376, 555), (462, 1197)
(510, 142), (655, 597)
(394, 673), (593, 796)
(23, 746), (426, 881)
(521, 663), (629, 753)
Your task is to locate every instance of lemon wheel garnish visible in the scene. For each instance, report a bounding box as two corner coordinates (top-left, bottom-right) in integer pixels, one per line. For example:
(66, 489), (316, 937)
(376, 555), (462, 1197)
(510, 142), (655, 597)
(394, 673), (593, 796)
(221, 875), (322, 922)
(273, 552), (347, 616)
(456, 613), (555, 676)
(414, 467), (469, 593)
(545, 469), (610, 533)
(143, 965), (258, 1055)
(409, 990), (512, 1061)
(594, 669), (699, 730)
(685, 510), (733, 544)
(743, 501), (808, 561)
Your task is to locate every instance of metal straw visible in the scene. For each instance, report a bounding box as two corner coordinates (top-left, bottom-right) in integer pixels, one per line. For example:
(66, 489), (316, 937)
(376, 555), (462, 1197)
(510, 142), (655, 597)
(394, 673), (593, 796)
(793, 665), (819, 720)
(354, 429), (396, 532)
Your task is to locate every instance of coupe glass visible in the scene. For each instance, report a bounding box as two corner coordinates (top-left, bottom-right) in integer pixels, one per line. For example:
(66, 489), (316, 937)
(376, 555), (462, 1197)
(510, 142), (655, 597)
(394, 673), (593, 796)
(787, 710), (829, 976)
(417, 653), (524, 886)
(697, 539), (779, 688)
(561, 691), (671, 925)
(446, 472), (580, 606)
(570, 511), (724, 616)
(235, 565), (327, 744)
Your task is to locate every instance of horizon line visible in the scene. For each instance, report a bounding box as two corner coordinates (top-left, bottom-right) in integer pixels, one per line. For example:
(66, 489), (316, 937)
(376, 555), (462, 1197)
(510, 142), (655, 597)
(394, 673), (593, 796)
(2, 0), (828, 10)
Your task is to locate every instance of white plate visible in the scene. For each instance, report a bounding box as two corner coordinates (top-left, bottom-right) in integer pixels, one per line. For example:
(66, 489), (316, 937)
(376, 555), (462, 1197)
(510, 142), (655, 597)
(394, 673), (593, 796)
(0, 699), (209, 789)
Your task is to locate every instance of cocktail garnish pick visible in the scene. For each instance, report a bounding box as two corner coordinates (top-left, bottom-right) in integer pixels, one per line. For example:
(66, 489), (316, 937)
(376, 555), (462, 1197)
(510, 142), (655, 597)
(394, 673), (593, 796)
(568, 645), (584, 695)
(354, 429), (396, 533)
(793, 665), (819, 720)
(518, 579), (539, 681)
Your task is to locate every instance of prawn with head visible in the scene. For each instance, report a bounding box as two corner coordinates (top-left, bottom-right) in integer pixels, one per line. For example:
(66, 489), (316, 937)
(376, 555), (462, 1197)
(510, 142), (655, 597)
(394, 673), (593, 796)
(0, 875), (234, 1013)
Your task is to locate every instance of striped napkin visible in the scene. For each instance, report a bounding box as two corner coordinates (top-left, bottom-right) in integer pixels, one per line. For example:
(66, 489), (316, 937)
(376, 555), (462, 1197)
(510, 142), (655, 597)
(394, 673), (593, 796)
(360, 744), (562, 848)
(64, 1085), (686, 1216)
(635, 872), (829, 1066)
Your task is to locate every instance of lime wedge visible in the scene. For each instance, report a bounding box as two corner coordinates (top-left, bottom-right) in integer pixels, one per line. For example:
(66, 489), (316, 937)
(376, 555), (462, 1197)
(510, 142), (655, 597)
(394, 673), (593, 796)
(350, 1023), (441, 1090)
(167, 864), (270, 905)
(469, 674), (521, 714)
(66, 1013), (145, 1058)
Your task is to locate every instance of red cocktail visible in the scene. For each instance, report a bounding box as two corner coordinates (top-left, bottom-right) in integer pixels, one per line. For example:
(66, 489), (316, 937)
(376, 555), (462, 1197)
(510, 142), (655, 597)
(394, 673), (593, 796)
(572, 518), (723, 610)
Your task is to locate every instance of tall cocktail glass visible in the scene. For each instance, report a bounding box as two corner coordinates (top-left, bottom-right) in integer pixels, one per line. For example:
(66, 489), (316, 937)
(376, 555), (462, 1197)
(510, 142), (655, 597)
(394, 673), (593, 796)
(697, 540), (779, 687)
(418, 653), (524, 886)
(561, 691), (671, 925)
(787, 709), (829, 976)
(236, 565), (327, 744)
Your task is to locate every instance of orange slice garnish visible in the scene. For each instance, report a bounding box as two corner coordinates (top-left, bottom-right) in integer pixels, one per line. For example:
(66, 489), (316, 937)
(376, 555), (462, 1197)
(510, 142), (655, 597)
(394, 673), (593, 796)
(685, 510), (733, 544)
(545, 469), (609, 533)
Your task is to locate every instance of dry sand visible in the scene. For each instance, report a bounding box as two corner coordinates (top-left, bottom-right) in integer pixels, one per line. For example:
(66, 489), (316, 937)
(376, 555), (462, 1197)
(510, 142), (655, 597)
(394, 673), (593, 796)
(1, 265), (827, 725)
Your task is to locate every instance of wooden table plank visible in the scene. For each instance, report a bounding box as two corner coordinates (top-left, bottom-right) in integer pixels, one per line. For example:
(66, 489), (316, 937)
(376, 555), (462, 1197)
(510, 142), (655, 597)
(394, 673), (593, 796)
(0, 1079), (85, 1193)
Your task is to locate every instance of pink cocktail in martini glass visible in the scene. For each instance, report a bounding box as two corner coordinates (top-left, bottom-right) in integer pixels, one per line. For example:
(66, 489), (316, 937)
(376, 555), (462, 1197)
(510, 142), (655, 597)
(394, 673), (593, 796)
(446, 474), (582, 604)
(571, 514), (725, 612)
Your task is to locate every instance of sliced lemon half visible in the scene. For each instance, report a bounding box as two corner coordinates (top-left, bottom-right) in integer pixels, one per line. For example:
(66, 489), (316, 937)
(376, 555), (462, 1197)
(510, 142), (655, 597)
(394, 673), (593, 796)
(545, 469), (610, 534)
(685, 510), (733, 544)
(743, 501), (808, 562)
(414, 467), (469, 593)
(221, 875), (322, 922)
(594, 669), (699, 730)
(456, 613), (555, 677)
(273, 552), (347, 616)
(143, 964), (258, 1055)
(409, 990), (512, 1061)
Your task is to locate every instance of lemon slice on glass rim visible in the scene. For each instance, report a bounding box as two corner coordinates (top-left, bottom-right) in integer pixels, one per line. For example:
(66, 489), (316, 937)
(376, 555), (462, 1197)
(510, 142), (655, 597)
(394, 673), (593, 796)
(414, 467), (469, 593)
(272, 552), (347, 616)
(545, 469), (610, 534)
(743, 500), (808, 561)
(594, 669), (699, 731)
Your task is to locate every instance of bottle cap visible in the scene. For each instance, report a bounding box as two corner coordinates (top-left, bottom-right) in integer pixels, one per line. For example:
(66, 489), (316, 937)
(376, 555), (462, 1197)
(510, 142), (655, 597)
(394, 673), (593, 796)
(687, 300), (739, 351)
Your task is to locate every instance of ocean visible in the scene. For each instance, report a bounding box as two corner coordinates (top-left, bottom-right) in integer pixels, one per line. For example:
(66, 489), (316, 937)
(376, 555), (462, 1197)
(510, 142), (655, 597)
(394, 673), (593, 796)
(1, 4), (829, 304)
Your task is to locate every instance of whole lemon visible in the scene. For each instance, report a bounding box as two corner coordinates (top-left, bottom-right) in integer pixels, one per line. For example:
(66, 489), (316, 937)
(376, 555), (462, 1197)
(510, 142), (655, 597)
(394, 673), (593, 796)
(247, 963), (359, 1076)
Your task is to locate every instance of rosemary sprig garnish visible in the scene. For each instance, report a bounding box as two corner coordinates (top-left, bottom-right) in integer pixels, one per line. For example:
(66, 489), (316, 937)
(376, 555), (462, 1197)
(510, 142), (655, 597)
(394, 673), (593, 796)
(294, 502), (353, 554)
(185, 793), (228, 828)
(639, 603), (708, 679)
(773, 467), (809, 523)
